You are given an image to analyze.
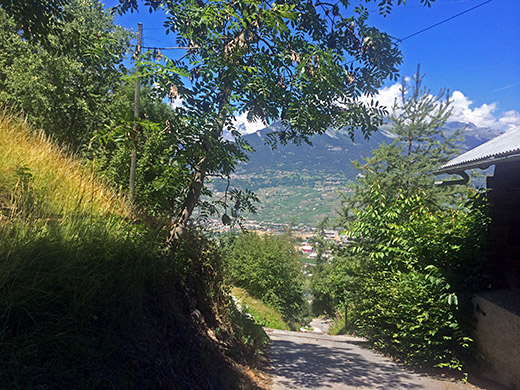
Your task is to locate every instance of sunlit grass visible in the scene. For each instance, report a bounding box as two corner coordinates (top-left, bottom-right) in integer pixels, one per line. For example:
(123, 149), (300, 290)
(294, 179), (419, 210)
(231, 287), (290, 330)
(0, 109), (268, 388)
(0, 110), (131, 219)
(0, 110), (152, 387)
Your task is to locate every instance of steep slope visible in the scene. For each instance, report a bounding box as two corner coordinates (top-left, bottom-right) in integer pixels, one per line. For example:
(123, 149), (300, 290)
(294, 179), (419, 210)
(0, 111), (266, 389)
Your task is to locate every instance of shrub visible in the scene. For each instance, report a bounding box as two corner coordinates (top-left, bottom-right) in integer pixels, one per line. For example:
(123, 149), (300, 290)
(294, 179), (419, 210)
(334, 186), (489, 370)
(223, 232), (309, 326)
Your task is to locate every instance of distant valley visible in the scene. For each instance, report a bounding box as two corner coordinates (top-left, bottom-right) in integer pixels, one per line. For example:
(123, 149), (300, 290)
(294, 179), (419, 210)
(209, 122), (501, 226)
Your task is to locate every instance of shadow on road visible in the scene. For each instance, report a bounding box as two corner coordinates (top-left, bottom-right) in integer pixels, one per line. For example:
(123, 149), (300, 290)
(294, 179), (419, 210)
(270, 338), (427, 389)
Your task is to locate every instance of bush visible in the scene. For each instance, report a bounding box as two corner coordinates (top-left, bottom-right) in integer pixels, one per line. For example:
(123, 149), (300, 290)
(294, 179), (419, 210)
(328, 186), (489, 370)
(223, 232), (309, 326)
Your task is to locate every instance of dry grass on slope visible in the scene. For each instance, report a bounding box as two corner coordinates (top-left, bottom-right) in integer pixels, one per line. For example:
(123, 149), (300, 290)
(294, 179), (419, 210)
(0, 110), (269, 389)
(0, 110), (131, 219)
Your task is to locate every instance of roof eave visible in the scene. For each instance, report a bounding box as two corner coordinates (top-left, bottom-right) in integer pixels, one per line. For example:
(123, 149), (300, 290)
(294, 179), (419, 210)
(436, 152), (520, 175)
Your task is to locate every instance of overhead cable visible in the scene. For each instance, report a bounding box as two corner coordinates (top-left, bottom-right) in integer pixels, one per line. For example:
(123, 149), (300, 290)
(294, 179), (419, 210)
(135, 0), (494, 52)
(397, 0), (493, 42)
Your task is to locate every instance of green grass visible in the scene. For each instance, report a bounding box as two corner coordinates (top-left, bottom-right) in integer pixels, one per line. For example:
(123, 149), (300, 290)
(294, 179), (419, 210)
(0, 111), (160, 387)
(300, 256), (317, 265)
(328, 309), (357, 336)
(328, 314), (347, 335)
(0, 111), (266, 388)
(231, 287), (290, 330)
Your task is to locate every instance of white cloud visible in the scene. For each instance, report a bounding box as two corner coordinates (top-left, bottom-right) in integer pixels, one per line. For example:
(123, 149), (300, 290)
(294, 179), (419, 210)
(374, 83), (402, 110)
(449, 91), (499, 128)
(171, 98), (183, 109)
(498, 110), (520, 128)
(368, 83), (520, 132)
(229, 84), (520, 137)
(360, 82), (402, 111)
(449, 91), (520, 131)
(232, 111), (267, 135)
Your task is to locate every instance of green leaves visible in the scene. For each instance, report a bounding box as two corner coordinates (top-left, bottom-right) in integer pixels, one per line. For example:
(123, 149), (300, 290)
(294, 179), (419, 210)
(0, 1), (132, 148)
(223, 232), (308, 324)
(0, 0), (70, 42)
(328, 187), (490, 370)
(343, 65), (464, 223)
(111, 0), (408, 237)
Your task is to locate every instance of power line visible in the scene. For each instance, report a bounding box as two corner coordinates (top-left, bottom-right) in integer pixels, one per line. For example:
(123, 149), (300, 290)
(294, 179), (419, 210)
(135, 0), (494, 52)
(142, 36), (166, 44)
(396, 0), (493, 42)
(142, 46), (192, 50)
(369, 0), (484, 12)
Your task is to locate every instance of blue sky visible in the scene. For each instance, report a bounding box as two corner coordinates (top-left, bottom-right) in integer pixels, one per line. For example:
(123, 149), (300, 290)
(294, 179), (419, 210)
(105, 0), (520, 132)
(368, 0), (520, 128)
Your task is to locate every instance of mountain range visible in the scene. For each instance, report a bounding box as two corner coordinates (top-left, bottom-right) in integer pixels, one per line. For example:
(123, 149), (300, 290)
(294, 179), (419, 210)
(210, 122), (501, 226)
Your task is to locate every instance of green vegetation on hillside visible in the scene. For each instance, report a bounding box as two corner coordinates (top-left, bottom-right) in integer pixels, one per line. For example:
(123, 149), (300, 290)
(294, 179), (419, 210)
(232, 287), (290, 331)
(0, 112), (267, 388)
(223, 232), (311, 329)
(212, 176), (352, 225)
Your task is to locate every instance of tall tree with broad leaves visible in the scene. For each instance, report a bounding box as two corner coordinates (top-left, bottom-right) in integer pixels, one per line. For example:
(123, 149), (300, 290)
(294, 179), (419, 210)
(0, 0), (131, 147)
(113, 0), (437, 244)
(0, 0), (70, 42)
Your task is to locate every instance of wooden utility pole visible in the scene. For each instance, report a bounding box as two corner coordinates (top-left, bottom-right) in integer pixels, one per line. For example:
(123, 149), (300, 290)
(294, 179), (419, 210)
(129, 22), (142, 204)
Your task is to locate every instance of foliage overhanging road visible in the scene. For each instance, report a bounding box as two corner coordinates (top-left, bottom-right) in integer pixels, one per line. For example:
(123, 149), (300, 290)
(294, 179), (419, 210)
(267, 328), (486, 390)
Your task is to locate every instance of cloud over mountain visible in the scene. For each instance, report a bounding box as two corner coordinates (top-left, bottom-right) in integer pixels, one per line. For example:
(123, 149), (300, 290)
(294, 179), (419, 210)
(233, 111), (266, 135)
(373, 83), (520, 132)
(231, 83), (520, 135)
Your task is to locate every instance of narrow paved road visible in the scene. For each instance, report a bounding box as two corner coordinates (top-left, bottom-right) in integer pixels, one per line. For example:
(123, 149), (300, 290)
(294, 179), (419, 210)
(267, 328), (485, 390)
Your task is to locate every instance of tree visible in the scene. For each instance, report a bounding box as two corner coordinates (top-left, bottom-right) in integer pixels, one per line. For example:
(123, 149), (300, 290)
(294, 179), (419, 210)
(333, 186), (489, 370)
(342, 64), (464, 219)
(223, 232), (307, 323)
(309, 67), (490, 369)
(312, 67), (464, 314)
(91, 82), (195, 216)
(0, 0), (131, 147)
(0, 0), (71, 42)
(113, 0), (429, 243)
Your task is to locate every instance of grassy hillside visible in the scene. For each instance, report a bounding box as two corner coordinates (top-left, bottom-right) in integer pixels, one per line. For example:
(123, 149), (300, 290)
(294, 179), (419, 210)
(0, 111), (267, 389)
(232, 287), (290, 331)
(0, 112), (131, 218)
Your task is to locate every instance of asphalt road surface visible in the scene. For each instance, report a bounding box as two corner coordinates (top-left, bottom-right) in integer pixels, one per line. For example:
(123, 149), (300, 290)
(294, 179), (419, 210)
(268, 328), (487, 390)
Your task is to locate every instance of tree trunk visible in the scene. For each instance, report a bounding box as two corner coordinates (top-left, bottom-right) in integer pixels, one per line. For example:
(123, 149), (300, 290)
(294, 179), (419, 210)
(166, 155), (208, 245)
(164, 79), (231, 246)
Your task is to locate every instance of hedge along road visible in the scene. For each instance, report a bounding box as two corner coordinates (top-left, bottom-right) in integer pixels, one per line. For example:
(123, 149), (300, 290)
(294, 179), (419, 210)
(267, 328), (495, 390)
